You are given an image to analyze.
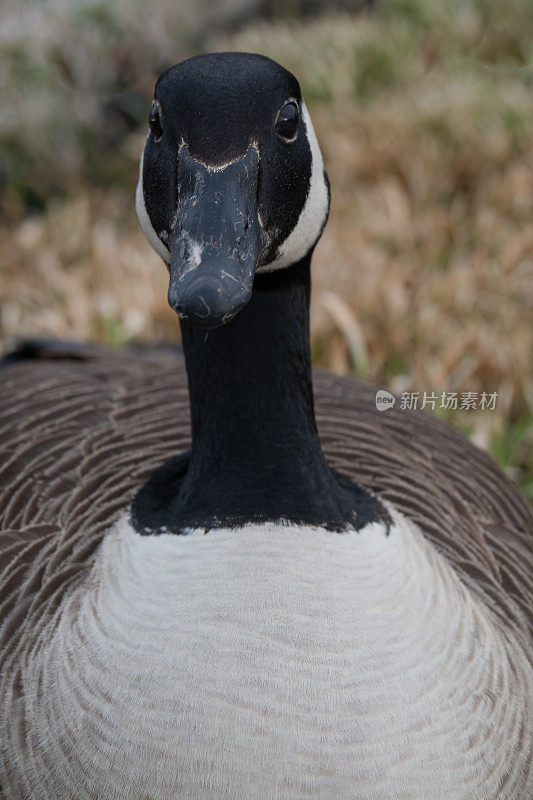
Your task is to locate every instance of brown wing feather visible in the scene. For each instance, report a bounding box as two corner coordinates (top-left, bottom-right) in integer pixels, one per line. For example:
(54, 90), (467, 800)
(0, 349), (531, 672)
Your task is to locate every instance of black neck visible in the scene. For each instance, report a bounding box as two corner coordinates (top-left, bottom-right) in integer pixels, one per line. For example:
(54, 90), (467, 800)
(184, 256), (319, 490)
(132, 256), (388, 533)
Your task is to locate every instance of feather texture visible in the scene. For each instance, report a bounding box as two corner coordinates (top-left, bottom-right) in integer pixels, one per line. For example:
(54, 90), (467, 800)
(0, 347), (531, 798)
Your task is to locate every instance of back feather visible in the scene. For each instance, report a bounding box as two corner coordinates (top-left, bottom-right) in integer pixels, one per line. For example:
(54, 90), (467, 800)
(0, 346), (531, 680)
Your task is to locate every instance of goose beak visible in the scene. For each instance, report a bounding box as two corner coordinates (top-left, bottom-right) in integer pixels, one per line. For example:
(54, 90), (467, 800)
(168, 144), (265, 329)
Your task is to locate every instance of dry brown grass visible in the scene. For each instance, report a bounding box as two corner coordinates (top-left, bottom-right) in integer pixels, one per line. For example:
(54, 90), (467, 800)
(1, 4), (532, 493)
(0, 188), (171, 347)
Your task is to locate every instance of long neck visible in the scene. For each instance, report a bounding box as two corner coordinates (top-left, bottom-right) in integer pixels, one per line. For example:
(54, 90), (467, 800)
(183, 256), (320, 487)
(133, 255), (387, 532)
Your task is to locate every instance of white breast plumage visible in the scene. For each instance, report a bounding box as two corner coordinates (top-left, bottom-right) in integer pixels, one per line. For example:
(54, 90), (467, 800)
(6, 504), (531, 800)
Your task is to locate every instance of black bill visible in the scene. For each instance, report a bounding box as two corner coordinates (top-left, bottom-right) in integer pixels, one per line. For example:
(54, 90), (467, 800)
(168, 144), (266, 329)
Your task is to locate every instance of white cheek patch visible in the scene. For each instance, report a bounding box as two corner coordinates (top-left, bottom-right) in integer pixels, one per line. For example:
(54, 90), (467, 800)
(260, 101), (329, 272)
(136, 105), (328, 273)
(135, 145), (171, 265)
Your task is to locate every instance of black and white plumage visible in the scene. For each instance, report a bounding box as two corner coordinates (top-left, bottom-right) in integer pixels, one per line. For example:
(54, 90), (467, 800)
(0, 53), (531, 799)
(136, 53), (330, 277)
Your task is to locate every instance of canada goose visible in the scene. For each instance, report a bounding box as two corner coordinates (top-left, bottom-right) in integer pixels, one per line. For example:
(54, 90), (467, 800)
(0, 52), (531, 800)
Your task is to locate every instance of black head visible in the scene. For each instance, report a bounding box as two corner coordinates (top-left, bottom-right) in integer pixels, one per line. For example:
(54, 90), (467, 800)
(136, 52), (329, 329)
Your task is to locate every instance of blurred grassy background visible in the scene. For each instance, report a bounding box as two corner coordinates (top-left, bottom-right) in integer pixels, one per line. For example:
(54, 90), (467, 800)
(0, 0), (532, 497)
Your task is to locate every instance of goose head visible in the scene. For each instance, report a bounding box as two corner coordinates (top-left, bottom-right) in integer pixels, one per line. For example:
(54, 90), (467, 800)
(136, 52), (330, 329)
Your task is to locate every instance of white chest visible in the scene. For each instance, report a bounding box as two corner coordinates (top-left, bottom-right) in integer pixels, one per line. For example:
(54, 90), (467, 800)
(7, 509), (532, 800)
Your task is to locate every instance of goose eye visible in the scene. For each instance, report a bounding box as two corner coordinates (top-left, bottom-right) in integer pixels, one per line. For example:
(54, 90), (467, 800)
(149, 102), (163, 141)
(276, 100), (300, 142)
